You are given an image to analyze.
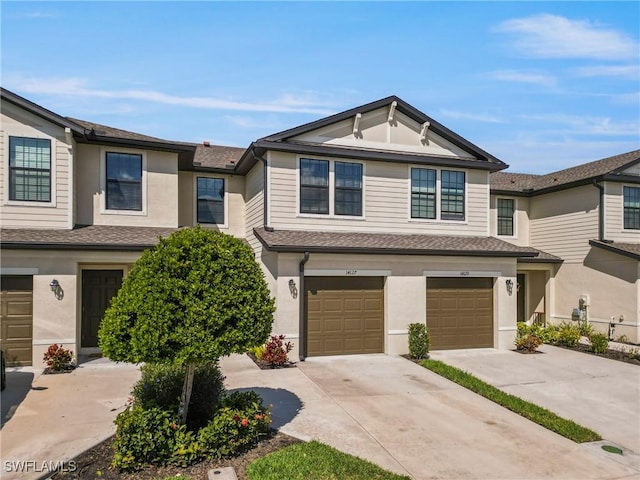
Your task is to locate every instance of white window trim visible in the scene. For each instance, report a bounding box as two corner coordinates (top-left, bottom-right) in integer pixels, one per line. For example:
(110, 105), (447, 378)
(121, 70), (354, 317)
(407, 165), (468, 224)
(496, 196), (518, 238)
(622, 183), (640, 231)
(99, 147), (147, 216)
(3, 131), (57, 208)
(296, 155), (366, 220)
(193, 174), (229, 228)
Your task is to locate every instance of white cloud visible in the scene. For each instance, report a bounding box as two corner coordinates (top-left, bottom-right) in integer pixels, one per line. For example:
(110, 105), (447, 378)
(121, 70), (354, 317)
(5, 77), (336, 115)
(519, 113), (639, 137)
(494, 14), (639, 60)
(485, 70), (557, 87)
(572, 64), (640, 80)
(438, 109), (506, 124)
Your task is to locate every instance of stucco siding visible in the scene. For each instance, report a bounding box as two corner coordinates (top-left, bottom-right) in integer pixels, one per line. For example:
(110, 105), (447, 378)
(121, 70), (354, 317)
(1, 103), (71, 229)
(604, 181), (640, 243)
(75, 144), (179, 227)
(530, 185), (599, 262)
(268, 150), (489, 235)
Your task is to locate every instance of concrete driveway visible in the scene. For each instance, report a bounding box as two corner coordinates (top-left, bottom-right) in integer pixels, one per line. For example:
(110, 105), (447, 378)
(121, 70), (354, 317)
(430, 345), (640, 454)
(222, 353), (639, 480)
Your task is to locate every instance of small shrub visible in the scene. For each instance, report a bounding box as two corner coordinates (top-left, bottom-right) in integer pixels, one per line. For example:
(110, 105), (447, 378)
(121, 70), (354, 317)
(249, 344), (266, 360)
(589, 333), (609, 355)
(43, 344), (74, 371)
(515, 334), (542, 353)
(614, 334), (629, 344)
(516, 322), (530, 337)
(578, 322), (594, 338)
(132, 362), (225, 430)
(557, 322), (581, 347)
(408, 323), (430, 359)
(262, 335), (293, 368)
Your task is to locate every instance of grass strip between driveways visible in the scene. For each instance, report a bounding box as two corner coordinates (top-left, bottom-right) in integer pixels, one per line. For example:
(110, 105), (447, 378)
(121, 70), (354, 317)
(247, 440), (411, 480)
(420, 359), (602, 444)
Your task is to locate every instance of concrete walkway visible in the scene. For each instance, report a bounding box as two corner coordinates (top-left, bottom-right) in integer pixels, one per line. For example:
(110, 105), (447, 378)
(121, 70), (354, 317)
(430, 345), (640, 455)
(222, 353), (639, 480)
(1, 359), (140, 480)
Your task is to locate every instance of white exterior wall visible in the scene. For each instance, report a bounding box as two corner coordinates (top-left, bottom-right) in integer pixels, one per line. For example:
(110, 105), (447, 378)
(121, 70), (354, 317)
(75, 144), (179, 227)
(604, 181), (640, 244)
(269, 252), (517, 359)
(1, 249), (142, 366)
(268, 150), (490, 235)
(245, 163), (264, 251)
(1, 103), (73, 229)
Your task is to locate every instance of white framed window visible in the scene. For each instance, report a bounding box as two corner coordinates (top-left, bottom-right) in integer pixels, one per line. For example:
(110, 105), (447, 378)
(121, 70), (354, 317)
(409, 166), (467, 222)
(195, 176), (227, 226)
(623, 185), (640, 230)
(297, 156), (364, 219)
(496, 197), (516, 237)
(4, 134), (57, 207)
(100, 147), (147, 215)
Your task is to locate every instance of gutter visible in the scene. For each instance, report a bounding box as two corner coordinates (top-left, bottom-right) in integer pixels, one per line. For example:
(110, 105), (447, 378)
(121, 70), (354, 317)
(251, 148), (274, 232)
(298, 252), (310, 361)
(592, 180), (607, 242)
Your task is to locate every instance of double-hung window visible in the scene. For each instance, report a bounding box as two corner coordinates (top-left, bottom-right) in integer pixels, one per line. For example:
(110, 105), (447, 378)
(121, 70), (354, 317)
(300, 158), (330, 214)
(106, 152), (142, 211)
(410, 168), (465, 221)
(197, 177), (225, 224)
(624, 186), (640, 230)
(497, 198), (515, 236)
(9, 136), (51, 202)
(335, 162), (363, 216)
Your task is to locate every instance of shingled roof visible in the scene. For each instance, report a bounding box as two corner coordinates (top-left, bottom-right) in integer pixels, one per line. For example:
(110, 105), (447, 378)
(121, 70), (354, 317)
(589, 240), (640, 260)
(0, 225), (181, 250)
(491, 150), (640, 195)
(254, 227), (562, 262)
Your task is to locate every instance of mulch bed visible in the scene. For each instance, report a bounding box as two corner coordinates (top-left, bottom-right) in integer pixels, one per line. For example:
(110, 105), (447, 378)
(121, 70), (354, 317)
(52, 431), (301, 480)
(246, 353), (296, 370)
(554, 342), (640, 366)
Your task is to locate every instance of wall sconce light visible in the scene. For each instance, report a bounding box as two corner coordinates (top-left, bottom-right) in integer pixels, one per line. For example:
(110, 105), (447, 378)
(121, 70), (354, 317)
(288, 279), (298, 299)
(49, 279), (64, 300)
(506, 279), (513, 295)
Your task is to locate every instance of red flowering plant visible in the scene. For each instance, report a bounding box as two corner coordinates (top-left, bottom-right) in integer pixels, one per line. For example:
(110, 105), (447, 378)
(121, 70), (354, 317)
(261, 334), (294, 368)
(43, 343), (74, 373)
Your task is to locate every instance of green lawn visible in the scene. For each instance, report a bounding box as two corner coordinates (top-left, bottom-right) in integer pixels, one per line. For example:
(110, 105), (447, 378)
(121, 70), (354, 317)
(247, 441), (411, 480)
(420, 359), (601, 443)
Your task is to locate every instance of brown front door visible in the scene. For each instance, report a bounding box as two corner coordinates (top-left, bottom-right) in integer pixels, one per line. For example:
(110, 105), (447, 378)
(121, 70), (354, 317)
(517, 274), (526, 322)
(427, 277), (494, 350)
(306, 276), (384, 356)
(0, 276), (33, 366)
(82, 270), (123, 348)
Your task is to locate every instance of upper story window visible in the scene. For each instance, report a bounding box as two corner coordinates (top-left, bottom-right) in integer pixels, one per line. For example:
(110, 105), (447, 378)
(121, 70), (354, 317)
(411, 168), (436, 219)
(410, 168), (465, 222)
(300, 158), (329, 214)
(197, 177), (225, 224)
(624, 186), (640, 230)
(9, 136), (51, 202)
(299, 158), (364, 217)
(497, 198), (515, 236)
(335, 162), (363, 216)
(106, 152), (142, 211)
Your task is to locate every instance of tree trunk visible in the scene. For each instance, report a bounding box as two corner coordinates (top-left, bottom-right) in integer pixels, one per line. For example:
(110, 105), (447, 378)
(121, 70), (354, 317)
(178, 363), (195, 425)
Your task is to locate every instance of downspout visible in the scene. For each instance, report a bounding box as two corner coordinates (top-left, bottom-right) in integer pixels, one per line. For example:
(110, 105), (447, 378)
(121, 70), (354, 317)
(251, 149), (274, 232)
(299, 252), (310, 361)
(65, 128), (74, 229)
(592, 180), (606, 242)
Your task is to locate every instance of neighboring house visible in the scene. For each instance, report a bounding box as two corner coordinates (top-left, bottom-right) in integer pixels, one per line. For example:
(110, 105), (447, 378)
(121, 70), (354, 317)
(0, 88), (637, 367)
(491, 151), (640, 342)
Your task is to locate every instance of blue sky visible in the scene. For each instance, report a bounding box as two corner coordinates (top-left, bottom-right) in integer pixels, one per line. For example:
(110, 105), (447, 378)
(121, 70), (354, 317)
(2, 1), (639, 174)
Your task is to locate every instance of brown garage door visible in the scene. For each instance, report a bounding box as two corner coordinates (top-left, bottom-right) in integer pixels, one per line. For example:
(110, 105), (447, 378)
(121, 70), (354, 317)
(306, 277), (384, 356)
(427, 277), (493, 350)
(0, 276), (33, 366)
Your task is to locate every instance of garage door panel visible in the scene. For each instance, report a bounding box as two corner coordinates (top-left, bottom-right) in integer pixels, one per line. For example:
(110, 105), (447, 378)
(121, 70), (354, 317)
(306, 277), (384, 357)
(1, 278), (33, 366)
(427, 278), (493, 350)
